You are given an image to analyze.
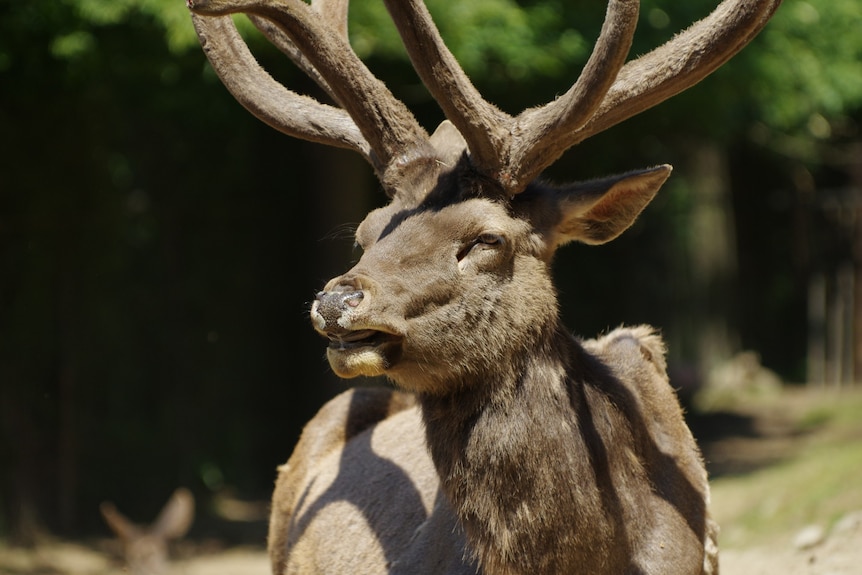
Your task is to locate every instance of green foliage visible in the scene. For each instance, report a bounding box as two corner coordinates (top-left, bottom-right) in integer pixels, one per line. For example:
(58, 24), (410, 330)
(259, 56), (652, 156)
(349, 0), (589, 82)
(63, 0), (198, 52)
(750, 0), (862, 131)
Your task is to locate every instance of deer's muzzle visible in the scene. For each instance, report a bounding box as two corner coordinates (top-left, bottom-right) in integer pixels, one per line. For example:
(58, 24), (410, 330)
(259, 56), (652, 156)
(311, 288), (402, 378)
(312, 289), (364, 334)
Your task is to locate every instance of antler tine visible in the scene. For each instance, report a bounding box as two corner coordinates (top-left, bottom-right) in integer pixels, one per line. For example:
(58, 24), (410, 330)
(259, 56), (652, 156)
(381, 0), (513, 185)
(510, 0), (783, 192)
(247, 0), (347, 106)
(188, 0), (432, 184)
(189, 12), (370, 157)
(309, 0), (349, 38)
(382, 0), (638, 195)
(511, 0), (639, 191)
(246, 15), (338, 105)
(576, 0), (783, 141)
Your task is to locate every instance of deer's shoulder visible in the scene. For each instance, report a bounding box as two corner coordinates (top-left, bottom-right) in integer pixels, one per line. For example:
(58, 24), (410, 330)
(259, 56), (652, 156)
(582, 325), (668, 380)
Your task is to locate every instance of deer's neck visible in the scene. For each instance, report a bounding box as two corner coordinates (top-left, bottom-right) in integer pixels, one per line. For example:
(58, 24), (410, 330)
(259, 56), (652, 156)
(418, 327), (626, 575)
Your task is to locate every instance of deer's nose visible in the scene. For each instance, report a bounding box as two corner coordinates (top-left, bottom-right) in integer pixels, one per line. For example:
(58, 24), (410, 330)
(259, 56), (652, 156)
(312, 289), (364, 331)
(317, 289), (364, 310)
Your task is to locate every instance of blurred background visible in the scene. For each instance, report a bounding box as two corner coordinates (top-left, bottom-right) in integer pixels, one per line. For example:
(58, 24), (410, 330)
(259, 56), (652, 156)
(1, 0), (861, 551)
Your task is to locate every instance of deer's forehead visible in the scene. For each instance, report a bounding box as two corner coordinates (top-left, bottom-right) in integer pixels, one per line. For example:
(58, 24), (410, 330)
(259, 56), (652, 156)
(357, 198), (525, 246)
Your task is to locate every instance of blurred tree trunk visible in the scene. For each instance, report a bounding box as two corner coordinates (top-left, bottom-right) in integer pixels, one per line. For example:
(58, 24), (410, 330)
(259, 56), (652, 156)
(851, 141), (862, 385)
(0, 377), (46, 546)
(806, 140), (862, 387)
(686, 142), (740, 377)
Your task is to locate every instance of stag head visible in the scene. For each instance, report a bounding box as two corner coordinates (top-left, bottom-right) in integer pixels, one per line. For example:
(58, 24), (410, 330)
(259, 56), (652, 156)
(186, 0), (781, 392)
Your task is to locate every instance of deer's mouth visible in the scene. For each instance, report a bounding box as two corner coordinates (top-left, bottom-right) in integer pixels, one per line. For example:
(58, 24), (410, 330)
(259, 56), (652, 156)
(327, 329), (400, 350)
(324, 329), (402, 379)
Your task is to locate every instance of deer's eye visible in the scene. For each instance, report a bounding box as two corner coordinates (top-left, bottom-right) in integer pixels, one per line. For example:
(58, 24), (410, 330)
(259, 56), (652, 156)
(456, 233), (506, 262)
(477, 233), (504, 247)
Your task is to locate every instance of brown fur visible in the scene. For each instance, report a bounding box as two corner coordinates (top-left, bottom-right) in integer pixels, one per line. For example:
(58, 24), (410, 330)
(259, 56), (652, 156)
(268, 155), (718, 575)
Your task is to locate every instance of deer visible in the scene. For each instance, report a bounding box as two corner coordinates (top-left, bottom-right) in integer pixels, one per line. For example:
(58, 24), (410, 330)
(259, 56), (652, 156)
(100, 487), (195, 575)
(185, 1), (782, 573)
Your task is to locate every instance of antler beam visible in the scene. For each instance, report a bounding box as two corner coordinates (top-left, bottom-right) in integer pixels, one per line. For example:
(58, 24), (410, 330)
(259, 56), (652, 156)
(190, 13), (368, 153)
(188, 0), (432, 182)
(381, 0), (512, 182)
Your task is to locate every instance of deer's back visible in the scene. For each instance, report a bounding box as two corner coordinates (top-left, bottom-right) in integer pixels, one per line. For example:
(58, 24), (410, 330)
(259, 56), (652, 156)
(582, 325), (710, 508)
(268, 387), (476, 575)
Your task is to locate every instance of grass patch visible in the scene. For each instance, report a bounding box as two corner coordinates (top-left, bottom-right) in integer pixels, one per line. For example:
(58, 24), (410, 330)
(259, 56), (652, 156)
(709, 388), (862, 549)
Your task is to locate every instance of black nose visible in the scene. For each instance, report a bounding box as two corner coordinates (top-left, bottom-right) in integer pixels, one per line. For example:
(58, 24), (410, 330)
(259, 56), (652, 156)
(315, 290), (364, 328)
(317, 289), (364, 308)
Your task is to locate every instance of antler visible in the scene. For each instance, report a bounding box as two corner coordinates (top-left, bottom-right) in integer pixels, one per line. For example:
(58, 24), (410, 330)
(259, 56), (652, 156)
(187, 0), (432, 186)
(383, 0), (781, 193)
(382, 0), (640, 192)
(511, 0), (783, 189)
(188, 0), (782, 195)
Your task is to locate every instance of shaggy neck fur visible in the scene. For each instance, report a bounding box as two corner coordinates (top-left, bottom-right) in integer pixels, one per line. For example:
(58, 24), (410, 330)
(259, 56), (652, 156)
(419, 323), (635, 575)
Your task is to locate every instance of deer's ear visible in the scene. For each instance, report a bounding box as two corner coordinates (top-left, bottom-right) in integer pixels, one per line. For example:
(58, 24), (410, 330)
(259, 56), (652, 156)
(555, 165), (672, 246)
(151, 488), (194, 540)
(429, 120), (468, 167)
(100, 502), (141, 541)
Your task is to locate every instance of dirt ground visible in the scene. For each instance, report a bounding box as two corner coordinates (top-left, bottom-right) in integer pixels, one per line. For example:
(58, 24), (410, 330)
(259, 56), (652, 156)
(1, 387), (860, 575)
(698, 385), (862, 575)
